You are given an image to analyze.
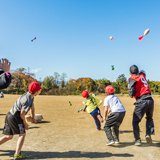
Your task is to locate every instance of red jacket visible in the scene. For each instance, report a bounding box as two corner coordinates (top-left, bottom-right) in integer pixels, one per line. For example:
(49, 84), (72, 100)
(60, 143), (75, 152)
(129, 73), (151, 99)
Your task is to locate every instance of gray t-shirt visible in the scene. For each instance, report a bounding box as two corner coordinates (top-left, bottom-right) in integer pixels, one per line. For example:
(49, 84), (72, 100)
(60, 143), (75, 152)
(10, 92), (34, 117)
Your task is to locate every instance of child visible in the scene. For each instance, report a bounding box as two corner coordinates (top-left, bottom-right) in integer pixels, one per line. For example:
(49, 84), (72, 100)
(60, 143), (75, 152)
(1, 91), (4, 98)
(128, 65), (154, 146)
(103, 85), (126, 145)
(0, 82), (42, 159)
(82, 90), (103, 130)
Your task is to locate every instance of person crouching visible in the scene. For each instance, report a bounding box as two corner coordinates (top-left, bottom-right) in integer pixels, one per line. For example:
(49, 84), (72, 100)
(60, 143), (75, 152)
(103, 85), (126, 145)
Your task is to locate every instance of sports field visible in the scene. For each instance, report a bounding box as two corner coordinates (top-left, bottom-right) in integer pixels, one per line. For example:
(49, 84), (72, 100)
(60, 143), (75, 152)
(0, 95), (160, 160)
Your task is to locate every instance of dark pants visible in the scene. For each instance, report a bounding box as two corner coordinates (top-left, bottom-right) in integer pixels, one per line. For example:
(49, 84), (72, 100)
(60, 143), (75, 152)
(133, 97), (154, 140)
(104, 112), (125, 141)
(90, 107), (102, 129)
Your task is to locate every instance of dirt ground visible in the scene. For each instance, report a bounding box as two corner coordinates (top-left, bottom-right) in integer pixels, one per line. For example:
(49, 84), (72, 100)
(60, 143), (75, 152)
(0, 94), (160, 160)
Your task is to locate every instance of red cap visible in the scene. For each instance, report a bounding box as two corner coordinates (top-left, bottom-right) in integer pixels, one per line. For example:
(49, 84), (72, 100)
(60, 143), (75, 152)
(82, 90), (89, 98)
(105, 85), (114, 94)
(28, 82), (42, 93)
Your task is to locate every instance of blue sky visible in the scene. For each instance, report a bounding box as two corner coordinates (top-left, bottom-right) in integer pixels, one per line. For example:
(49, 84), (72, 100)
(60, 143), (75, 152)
(0, 0), (160, 81)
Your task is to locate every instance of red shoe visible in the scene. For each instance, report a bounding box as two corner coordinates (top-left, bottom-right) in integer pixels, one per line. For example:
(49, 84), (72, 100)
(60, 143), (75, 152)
(97, 128), (101, 131)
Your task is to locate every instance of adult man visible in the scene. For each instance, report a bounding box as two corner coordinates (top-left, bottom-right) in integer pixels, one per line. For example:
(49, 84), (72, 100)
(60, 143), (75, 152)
(128, 65), (154, 146)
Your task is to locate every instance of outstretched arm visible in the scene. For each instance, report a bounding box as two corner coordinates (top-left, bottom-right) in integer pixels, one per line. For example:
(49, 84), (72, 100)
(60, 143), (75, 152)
(83, 105), (87, 112)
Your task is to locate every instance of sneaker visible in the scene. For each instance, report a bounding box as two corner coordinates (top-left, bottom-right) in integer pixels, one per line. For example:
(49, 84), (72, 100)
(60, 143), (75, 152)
(134, 139), (141, 146)
(114, 140), (120, 144)
(13, 152), (27, 159)
(97, 115), (104, 123)
(106, 140), (115, 146)
(114, 137), (119, 144)
(145, 135), (152, 144)
(97, 128), (101, 131)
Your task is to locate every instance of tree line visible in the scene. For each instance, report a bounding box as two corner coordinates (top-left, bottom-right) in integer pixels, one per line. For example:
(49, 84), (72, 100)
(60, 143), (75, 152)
(1, 68), (160, 95)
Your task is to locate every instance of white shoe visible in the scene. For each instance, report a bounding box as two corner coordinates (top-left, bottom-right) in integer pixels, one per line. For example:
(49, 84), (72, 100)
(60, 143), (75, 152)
(106, 140), (114, 146)
(134, 139), (141, 146)
(115, 140), (120, 144)
(145, 135), (152, 144)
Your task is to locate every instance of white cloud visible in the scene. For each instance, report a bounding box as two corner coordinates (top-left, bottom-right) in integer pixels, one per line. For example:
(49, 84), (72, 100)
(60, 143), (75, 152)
(106, 78), (111, 81)
(107, 78), (116, 82)
(31, 68), (41, 73)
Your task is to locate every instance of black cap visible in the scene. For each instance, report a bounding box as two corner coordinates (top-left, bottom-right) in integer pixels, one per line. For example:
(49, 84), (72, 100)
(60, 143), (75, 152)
(130, 65), (139, 74)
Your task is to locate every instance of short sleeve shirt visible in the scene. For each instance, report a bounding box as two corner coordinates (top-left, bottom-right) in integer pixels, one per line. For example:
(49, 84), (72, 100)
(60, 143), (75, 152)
(10, 92), (34, 117)
(103, 95), (126, 113)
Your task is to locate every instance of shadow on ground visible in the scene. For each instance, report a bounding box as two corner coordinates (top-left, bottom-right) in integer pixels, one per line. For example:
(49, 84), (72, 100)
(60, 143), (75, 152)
(0, 150), (134, 159)
(38, 121), (51, 124)
(109, 142), (160, 148)
(119, 130), (133, 134)
(77, 117), (85, 119)
(119, 130), (142, 134)
(29, 126), (40, 129)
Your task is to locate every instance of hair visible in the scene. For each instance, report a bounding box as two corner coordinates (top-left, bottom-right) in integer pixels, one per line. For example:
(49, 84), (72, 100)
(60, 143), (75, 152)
(107, 93), (114, 95)
(130, 65), (139, 74)
(29, 91), (35, 94)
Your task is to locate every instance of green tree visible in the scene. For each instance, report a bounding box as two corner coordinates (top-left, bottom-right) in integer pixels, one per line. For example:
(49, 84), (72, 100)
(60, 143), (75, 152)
(158, 85), (160, 94)
(95, 79), (111, 93)
(42, 76), (56, 91)
(116, 74), (128, 94)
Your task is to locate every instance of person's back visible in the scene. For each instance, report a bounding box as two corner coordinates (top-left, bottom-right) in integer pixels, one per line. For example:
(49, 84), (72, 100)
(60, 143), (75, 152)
(128, 65), (154, 146)
(10, 92), (34, 118)
(128, 71), (151, 100)
(104, 94), (126, 113)
(103, 85), (126, 145)
(83, 94), (102, 113)
(82, 90), (103, 130)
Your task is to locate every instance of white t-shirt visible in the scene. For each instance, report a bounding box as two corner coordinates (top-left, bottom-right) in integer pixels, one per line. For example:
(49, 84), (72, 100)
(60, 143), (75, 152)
(103, 95), (126, 113)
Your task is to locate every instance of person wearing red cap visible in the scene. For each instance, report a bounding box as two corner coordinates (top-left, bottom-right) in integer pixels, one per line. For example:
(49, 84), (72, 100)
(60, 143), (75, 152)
(0, 82), (42, 159)
(103, 85), (126, 145)
(82, 90), (103, 130)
